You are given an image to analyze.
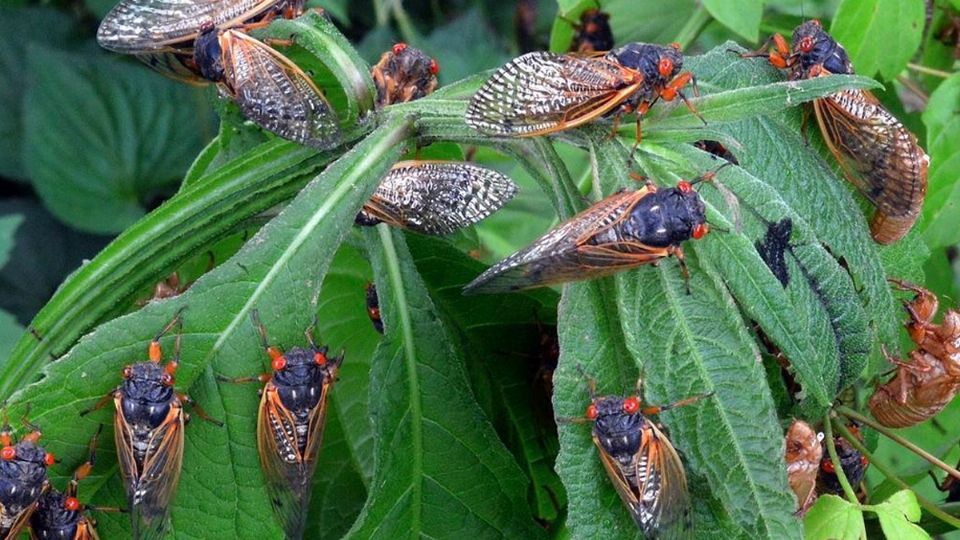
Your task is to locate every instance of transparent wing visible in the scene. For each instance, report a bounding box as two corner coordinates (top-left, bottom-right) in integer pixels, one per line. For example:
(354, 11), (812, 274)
(221, 30), (341, 150)
(465, 51), (642, 136)
(97, 0), (286, 53)
(463, 189), (667, 294)
(362, 161), (519, 235)
(636, 424), (693, 539)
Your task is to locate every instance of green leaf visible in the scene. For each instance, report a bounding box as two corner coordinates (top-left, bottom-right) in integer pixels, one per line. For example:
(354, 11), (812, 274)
(831, 0), (926, 79)
(23, 45), (217, 233)
(420, 8), (512, 85)
(4, 115), (413, 538)
(0, 309), (23, 362)
(804, 495), (866, 540)
(0, 213), (23, 269)
(702, 0), (764, 42)
(349, 226), (546, 539)
(864, 490), (931, 540)
(920, 73), (960, 248)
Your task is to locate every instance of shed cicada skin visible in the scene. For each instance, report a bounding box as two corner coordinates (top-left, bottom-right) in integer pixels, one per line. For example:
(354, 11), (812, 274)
(743, 20), (928, 244)
(0, 411), (54, 539)
(356, 161), (519, 236)
(218, 311), (343, 540)
(371, 43), (439, 107)
(575, 372), (712, 538)
(868, 280), (960, 428)
(466, 41), (700, 144)
(463, 178), (708, 294)
(784, 420), (822, 515)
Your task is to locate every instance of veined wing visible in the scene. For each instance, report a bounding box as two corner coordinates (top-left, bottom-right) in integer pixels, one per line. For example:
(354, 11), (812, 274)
(361, 161), (519, 235)
(257, 385), (311, 539)
(463, 188), (667, 294)
(97, 0), (292, 53)
(220, 30), (341, 151)
(465, 51), (643, 137)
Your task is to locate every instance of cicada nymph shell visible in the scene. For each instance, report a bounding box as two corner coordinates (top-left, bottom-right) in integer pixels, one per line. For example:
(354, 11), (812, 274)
(785, 420), (822, 515)
(371, 43), (439, 107)
(356, 161), (518, 235)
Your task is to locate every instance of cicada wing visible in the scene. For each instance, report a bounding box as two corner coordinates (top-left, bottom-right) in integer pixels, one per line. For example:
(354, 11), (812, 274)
(220, 30), (341, 150)
(4, 500), (40, 540)
(363, 161), (519, 235)
(463, 189), (666, 293)
(135, 51), (208, 85)
(257, 386), (311, 539)
(636, 424), (693, 539)
(813, 89), (928, 243)
(466, 51), (643, 136)
(97, 0), (294, 53)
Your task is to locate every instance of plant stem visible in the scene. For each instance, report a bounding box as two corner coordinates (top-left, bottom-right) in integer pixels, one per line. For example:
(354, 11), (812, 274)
(906, 63), (954, 79)
(674, 6), (710, 50)
(824, 416), (862, 506)
(837, 405), (960, 483)
(833, 423), (960, 530)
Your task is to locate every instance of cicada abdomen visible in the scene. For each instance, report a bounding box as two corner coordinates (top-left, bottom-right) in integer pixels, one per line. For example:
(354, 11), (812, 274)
(564, 6), (614, 53)
(784, 420), (821, 515)
(747, 20), (928, 244)
(869, 280), (960, 428)
(224, 312), (343, 539)
(466, 42), (699, 143)
(576, 373), (712, 538)
(371, 43), (439, 107)
(356, 161), (518, 236)
(0, 411), (54, 539)
(463, 179), (708, 294)
(30, 427), (104, 540)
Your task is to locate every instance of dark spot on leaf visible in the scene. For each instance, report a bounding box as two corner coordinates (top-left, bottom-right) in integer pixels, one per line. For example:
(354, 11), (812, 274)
(754, 218), (793, 287)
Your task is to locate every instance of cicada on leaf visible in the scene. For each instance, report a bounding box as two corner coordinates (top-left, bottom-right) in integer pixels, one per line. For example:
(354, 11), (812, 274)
(784, 420), (822, 515)
(466, 42), (701, 143)
(744, 20), (928, 244)
(560, 5), (614, 53)
(80, 309), (221, 540)
(371, 43), (439, 107)
(30, 427), (106, 540)
(218, 311), (342, 540)
(463, 178), (709, 294)
(356, 161), (519, 236)
(0, 409), (54, 539)
(818, 424), (868, 498)
(365, 283), (384, 335)
(573, 371), (712, 538)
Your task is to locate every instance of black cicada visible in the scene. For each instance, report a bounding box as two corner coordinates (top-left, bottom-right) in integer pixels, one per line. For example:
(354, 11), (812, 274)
(365, 283), (384, 335)
(743, 20), (928, 244)
(30, 427), (105, 540)
(0, 409), (54, 539)
(563, 6), (614, 53)
(817, 427), (868, 497)
(575, 372), (711, 537)
(355, 161), (519, 236)
(466, 41), (701, 143)
(371, 43), (439, 107)
(220, 311), (343, 540)
(97, 1), (341, 150)
(81, 309), (221, 540)
(463, 178), (709, 294)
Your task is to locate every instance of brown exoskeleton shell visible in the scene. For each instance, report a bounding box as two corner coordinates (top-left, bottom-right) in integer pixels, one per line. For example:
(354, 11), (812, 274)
(785, 420), (821, 515)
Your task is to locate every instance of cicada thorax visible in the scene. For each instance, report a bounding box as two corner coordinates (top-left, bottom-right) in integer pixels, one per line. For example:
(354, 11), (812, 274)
(784, 420), (822, 515)
(777, 20), (929, 244)
(371, 43), (439, 107)
(567, 8), (614, 53)
(0, 417), (54, 539)
(356, 161), (519, 236)
(463, 181), (708, 294)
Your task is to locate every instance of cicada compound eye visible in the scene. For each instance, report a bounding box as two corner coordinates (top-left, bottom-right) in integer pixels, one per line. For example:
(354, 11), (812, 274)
(44, 452), (55, 466)
(821, 459), (836, 474)
(161, 372), (175, 387)
(799, 36), (814, 53)
(429, 58), (440, 75)
(0, 446), (15, 461)
(658, 57), (674, 78)
(314, 351), (327, 366)
(271, 356), (287, 371)
(64, 497), (80, 512)
(622, 396), (641, 414)
(392, 42), (407, 55)
(586, 404), (598, 420)
(692, 223), (709, 240)
(677, 180), (693, 193)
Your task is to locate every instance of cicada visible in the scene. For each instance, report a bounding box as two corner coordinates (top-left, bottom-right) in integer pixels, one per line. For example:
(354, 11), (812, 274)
(574, 372), (711, 537)
(365, 282), (384, 334)
(463, 178), (709, 294)
(355, 161), (519, 236)
(818, 427), (868, 497)
(0, 409), (54, 539)
(932, 454), (960, 503)
(869, 280), (960, 428)
(562, 5), (614, 53)
(371, 43), (439, 107)
(80, 309), (221, 540)
(466, 41), (701, 143)
(219, 311), (343, 540)
(744, 20), (928, 244)
(97, 2), (341, 150)
(784, 420), (822, 515)
(30, 427), (105, 540)
(692, 140), (738, 165)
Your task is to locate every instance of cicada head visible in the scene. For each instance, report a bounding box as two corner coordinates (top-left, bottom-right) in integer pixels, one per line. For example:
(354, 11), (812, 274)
(625, 182), (707, 248)
(790, 20), (853, 78)
(271, 346), (341, 414)
(607, 42), (682, 88)
(120, 362), (176, 431)
(819, 435), (869, 495)
(587, 396), (646, 463)
(372, 43), (439, 107)
(32, 491), (86, 538)
(0, 435), (51, 535)
(194, 25), (225, 83)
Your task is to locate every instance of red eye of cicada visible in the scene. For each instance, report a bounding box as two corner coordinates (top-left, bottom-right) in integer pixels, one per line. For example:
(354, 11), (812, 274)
(677, 180), (693, 193)
(822, 459), (836, 473)
(658, 57), (674, 77)
(65, 497), (81, 512)
(586, 404), (598, 420)
(799, 36), (814, 53)
(1, 446), (15, 461)
(393, 43), (407, 55)
(429, 58), (440, 75)
(44, 452), (55, 466)
(161, 373), (174, 387)
(272, 356), (287, 371)
(623, 397), (641, 414)
(692, 223), (708, 239)
(314, 352), (327, 366)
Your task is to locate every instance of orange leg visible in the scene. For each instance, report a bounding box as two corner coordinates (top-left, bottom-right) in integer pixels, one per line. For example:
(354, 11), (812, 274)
(641, 391), (714, 416)
(178, 393), (224, 427)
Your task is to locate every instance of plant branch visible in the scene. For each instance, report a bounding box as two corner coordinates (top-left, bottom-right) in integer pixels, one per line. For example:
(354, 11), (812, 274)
(824, 416), (862, 506)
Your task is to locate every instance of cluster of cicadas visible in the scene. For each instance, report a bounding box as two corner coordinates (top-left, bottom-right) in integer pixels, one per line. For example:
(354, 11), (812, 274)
(15, 0), (931, 537)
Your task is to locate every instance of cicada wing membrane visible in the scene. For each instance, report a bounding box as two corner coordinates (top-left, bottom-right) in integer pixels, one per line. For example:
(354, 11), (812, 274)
(464, 188), (667, 293)
(466, 52), (643, 137)
(114, 398), (185, 540)
(136, 51), (210, 85)
(219, 30), (341, 151)
(4, 500), (41, 540)
(811, 89), (928, 244)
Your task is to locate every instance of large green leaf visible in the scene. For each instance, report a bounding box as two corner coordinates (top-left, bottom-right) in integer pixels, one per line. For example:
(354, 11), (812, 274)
(920, 73), (960, 249)
(4, 115), (414, 538)
(831, 0), (926, 79)
(702, 0), (764, 42)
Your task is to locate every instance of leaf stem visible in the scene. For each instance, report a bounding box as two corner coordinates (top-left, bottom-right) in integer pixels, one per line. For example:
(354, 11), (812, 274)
(673, 6), (710, 50)
(833, 422), (960, 530)
(906, 63), (954, 79)
(836, 405), (960, 483)
(824, 416), (862, 507)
